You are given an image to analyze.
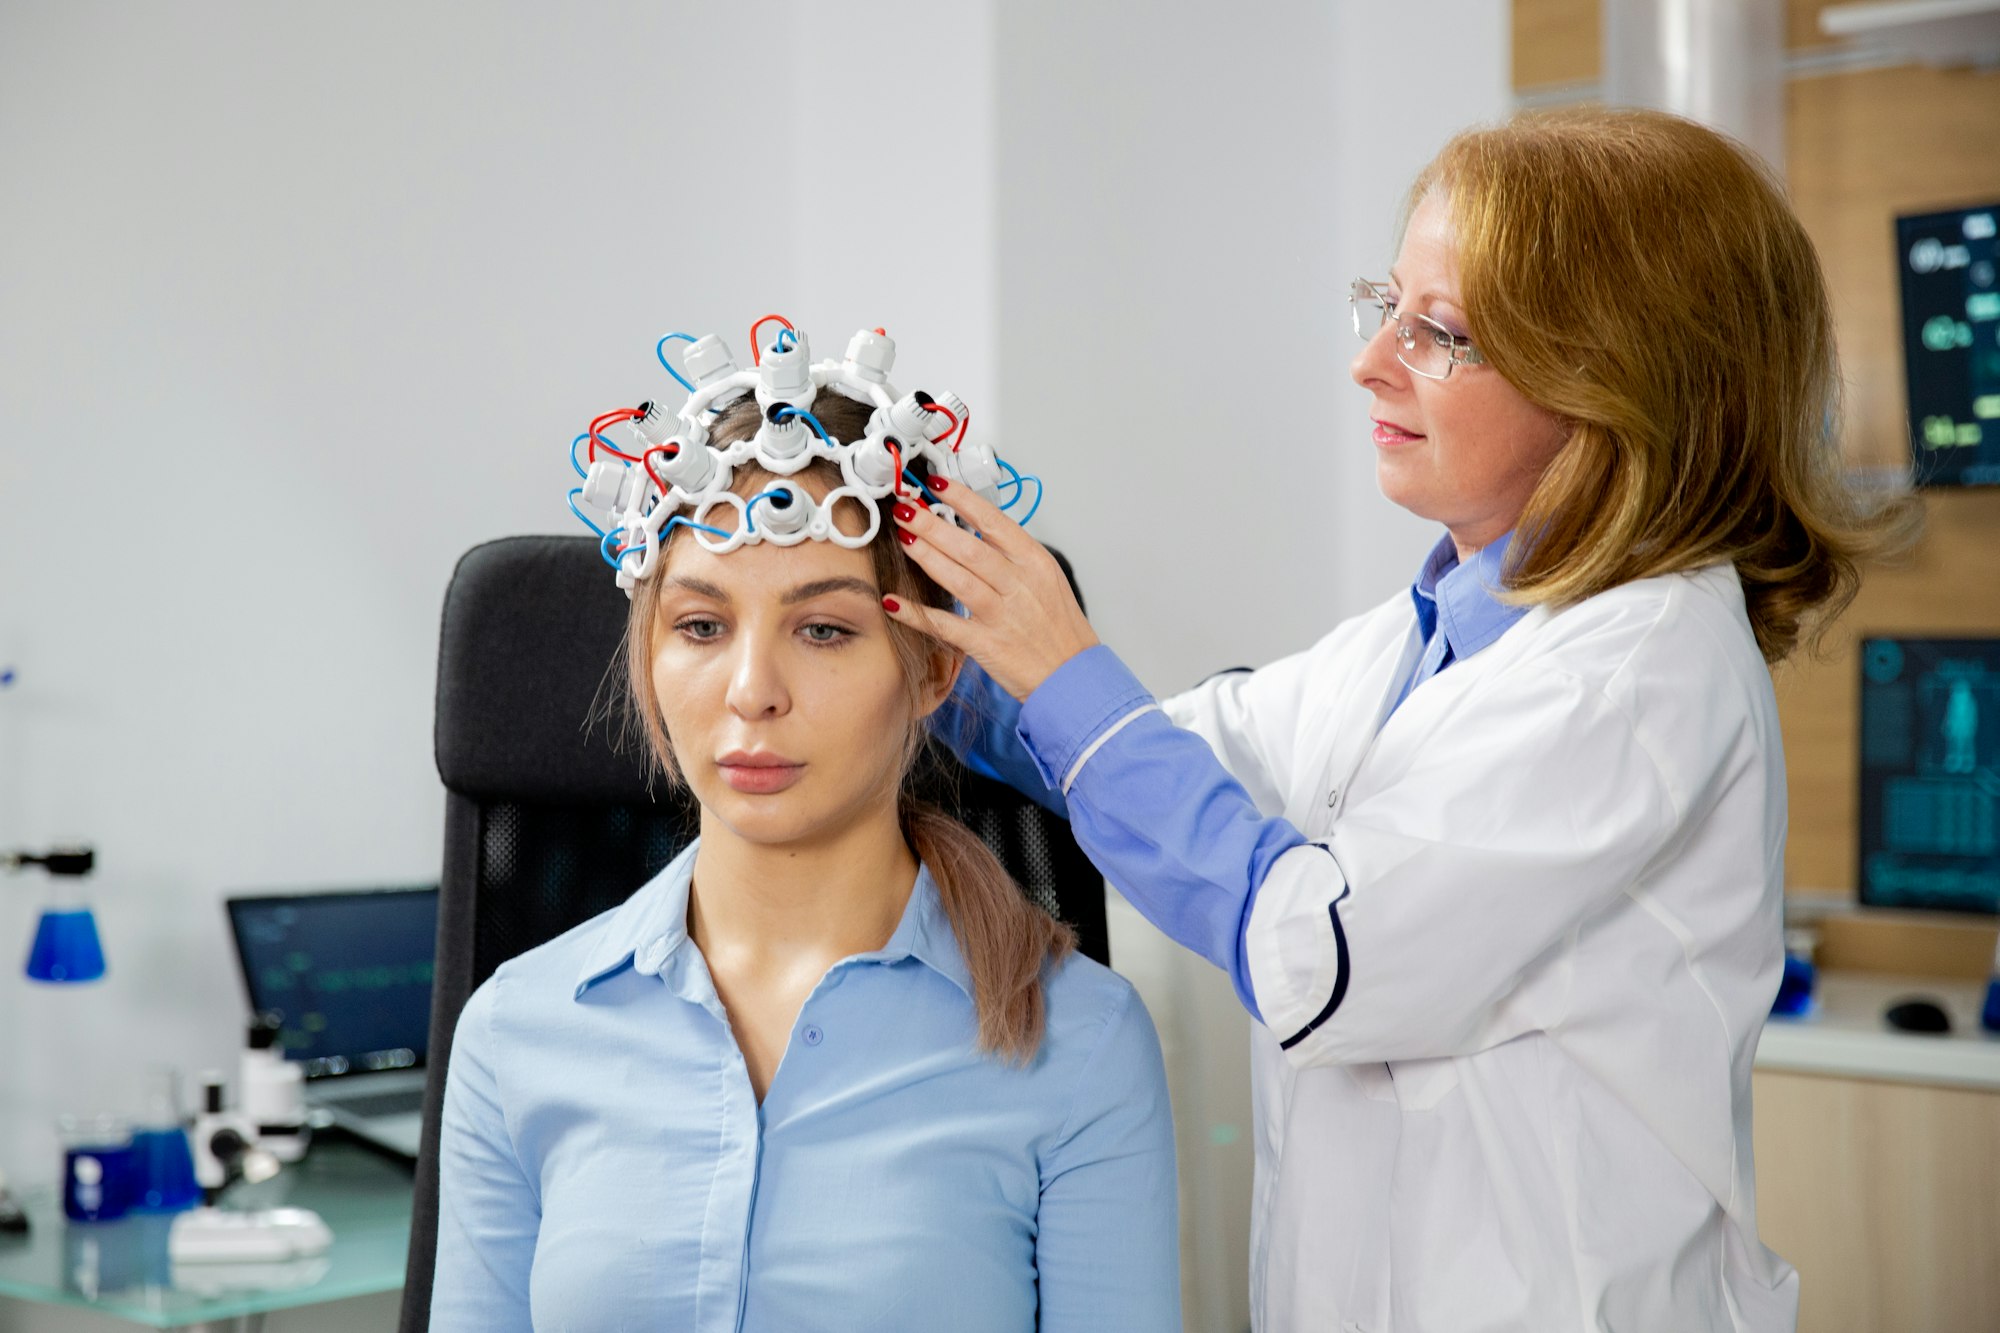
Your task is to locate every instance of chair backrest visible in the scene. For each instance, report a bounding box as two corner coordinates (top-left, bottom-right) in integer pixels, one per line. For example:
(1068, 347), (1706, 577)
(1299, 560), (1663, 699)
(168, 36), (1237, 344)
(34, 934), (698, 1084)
(400, 535), (1107, 1333)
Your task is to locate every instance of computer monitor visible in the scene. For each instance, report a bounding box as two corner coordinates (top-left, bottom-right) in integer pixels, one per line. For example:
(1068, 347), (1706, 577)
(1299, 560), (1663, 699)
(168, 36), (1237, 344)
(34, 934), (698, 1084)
(1857, 637), (1999, 913)
(225, 886), (439, 1078)
(1896, 201), (2000, 487)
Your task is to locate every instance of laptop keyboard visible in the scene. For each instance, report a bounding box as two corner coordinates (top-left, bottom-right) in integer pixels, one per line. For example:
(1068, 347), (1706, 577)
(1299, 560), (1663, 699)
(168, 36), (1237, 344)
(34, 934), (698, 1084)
(329, 1089), (425, 1118)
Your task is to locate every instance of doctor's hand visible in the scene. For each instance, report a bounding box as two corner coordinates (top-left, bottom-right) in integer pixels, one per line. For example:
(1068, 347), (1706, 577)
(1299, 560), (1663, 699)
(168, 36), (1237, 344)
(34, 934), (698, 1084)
(882, 478), (1100, 701)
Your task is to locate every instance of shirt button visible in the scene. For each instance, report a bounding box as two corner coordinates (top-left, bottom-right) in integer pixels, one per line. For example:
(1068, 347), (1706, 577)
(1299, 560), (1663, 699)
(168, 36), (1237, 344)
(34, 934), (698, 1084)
(802, 1025), (824, 1047)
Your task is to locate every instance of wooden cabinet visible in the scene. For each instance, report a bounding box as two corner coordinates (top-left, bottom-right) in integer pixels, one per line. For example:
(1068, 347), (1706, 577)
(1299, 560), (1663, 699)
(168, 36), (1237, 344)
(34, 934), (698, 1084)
(1754, 1068), (2000, 1333)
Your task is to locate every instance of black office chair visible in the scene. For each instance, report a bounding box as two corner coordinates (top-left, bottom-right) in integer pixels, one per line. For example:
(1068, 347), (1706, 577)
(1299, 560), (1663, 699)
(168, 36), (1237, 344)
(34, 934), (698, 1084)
(399, 535), (1107, 1333)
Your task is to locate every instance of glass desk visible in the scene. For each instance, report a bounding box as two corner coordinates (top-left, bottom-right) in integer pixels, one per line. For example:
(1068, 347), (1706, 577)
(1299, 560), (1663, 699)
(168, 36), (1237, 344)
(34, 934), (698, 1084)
(0, 1138), (413, 1328)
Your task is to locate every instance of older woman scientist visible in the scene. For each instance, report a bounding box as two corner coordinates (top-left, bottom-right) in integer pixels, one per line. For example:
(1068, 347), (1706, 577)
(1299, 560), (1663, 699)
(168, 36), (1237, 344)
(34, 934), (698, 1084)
(883, 108), (1914, 1332)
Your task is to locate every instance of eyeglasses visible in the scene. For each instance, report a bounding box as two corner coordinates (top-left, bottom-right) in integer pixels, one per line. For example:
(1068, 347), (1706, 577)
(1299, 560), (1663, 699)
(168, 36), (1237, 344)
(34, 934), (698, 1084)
(1349, 278), (1486, 381)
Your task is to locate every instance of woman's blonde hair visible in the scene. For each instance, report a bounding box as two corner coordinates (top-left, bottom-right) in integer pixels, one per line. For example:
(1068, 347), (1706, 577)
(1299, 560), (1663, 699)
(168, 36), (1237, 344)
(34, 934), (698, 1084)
(1411, 107), (1917, 661)
(624, 395), (1074, 1062)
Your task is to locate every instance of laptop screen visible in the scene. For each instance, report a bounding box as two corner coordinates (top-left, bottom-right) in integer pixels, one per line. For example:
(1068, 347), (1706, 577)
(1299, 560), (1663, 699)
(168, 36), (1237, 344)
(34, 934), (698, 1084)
(226, 886), (440, 1078)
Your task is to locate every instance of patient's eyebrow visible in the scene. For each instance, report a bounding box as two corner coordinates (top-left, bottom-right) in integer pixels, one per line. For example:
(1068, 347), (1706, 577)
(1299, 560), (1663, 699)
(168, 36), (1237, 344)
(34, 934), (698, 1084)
(663, 575), (729, 601)
(782, 576), (879, 605)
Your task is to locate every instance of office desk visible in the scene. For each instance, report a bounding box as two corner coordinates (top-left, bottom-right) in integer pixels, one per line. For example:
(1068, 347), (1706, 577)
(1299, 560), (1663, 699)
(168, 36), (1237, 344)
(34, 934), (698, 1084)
(0, 1139), (412, 1329)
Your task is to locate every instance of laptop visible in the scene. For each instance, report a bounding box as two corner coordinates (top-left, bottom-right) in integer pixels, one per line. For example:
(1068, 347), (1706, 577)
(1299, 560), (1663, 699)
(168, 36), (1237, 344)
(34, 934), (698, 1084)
(225, 885), (440, 1159)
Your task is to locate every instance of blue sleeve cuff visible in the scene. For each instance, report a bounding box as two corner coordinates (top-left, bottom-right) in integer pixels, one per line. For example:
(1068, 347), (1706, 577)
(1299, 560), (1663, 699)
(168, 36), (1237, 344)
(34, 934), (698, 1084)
(1017, 646), (1157, 794)
(932, 658), (1068, 818)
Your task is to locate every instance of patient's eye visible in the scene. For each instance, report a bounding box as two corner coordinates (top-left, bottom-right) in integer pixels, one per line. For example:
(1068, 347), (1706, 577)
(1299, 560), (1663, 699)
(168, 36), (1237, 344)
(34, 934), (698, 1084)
(675, 616), (726, 643)
(800, 622), (853, 647)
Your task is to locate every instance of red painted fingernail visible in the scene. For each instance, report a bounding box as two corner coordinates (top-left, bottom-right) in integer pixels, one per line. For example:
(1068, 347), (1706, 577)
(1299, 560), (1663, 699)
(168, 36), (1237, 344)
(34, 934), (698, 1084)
(882, 596), (901, 612)
(897, 530), (917, 546)
(892, 502), (916, 522)
(929, 476), (949, 492)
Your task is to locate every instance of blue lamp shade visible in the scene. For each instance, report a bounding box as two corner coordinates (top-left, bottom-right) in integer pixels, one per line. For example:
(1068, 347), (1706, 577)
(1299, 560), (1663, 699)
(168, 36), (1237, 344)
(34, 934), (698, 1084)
(26, 907), (107, 983)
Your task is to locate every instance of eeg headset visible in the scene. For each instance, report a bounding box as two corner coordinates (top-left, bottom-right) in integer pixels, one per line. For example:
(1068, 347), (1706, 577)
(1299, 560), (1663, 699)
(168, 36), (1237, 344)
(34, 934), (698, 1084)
(566, 314), (1042, 594)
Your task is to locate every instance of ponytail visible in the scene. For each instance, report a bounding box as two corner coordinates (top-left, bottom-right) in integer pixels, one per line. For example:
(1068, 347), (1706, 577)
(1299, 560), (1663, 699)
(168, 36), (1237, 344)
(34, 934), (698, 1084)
(903, 798), (1076, 1064)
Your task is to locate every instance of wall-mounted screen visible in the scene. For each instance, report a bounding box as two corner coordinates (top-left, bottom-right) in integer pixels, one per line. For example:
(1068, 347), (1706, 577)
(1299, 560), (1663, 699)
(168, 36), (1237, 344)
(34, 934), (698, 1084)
(1897, 203), (2000, 487)
(1858, 637), (1999, 914)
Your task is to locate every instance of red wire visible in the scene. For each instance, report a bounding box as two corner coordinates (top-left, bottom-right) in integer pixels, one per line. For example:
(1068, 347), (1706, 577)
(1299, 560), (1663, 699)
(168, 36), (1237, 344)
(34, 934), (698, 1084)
(873, 327), (886, 336)
(919, 402), (959, 450)
(749, 314), (797, 367)
(886, 440), (904, 497)
(588, 408), (641, 463)
(642, 444), (679, 494)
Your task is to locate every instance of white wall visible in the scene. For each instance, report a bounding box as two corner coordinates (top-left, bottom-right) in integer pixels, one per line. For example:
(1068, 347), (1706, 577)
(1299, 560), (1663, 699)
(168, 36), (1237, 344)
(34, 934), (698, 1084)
(993, 5), (1507, 1328)
(1, 4), (1506, 1330)
(0, 0), (781, 1162)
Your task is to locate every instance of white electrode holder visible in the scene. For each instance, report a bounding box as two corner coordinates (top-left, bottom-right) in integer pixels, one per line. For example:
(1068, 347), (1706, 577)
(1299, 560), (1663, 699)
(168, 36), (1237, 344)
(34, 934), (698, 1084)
(570, 319), (1037, 591)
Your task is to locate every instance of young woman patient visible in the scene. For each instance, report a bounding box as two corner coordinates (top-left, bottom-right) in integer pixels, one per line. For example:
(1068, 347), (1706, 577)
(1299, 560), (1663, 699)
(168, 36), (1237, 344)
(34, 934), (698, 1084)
(430, 390), (1179, 1331)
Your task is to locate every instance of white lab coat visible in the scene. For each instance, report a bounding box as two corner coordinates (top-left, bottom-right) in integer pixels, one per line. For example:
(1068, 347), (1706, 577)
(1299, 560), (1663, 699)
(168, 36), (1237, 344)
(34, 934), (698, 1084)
(1165, 563), (1800, 1332)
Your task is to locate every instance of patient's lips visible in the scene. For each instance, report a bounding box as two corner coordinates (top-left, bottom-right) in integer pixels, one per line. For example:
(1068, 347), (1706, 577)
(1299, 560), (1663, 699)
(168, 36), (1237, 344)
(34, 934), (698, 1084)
(716, 750), (805, 795)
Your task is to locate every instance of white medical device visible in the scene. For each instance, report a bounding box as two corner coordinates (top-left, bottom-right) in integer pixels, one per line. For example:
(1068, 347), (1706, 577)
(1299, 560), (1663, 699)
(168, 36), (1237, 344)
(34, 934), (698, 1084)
(565, 317), (1040, 594)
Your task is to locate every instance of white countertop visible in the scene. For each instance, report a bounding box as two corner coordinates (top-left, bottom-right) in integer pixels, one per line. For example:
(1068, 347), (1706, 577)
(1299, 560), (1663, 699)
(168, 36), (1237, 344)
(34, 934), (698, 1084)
(1756, 972), (2000, 1091)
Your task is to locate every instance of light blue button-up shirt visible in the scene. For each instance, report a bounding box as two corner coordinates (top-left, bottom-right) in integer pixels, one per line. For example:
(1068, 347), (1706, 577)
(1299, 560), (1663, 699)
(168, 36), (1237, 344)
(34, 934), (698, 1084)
(432, 841), (1179, 1332)
(1392, 531), (1527, 715)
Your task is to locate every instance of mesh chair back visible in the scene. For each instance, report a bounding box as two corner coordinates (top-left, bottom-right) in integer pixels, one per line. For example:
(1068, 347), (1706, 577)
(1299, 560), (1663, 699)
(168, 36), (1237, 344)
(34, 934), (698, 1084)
(400, 535), (1105, 1333)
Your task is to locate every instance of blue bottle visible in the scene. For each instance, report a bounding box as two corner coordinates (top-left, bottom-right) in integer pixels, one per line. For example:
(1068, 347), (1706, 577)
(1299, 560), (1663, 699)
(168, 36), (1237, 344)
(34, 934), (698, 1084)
(1770, 928), (1817, 1018)
(127, 1070), (200, 1214)
(59, 1115), (134, 1223)
(25, 907), (106, 984)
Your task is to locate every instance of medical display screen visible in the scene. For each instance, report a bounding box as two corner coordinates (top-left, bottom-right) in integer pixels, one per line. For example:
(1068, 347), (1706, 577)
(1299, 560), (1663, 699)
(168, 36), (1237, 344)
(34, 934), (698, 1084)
(1858, 638), (2000, 914)
(227, 886), (439, 1077)
(1897, 203), (2000, 487)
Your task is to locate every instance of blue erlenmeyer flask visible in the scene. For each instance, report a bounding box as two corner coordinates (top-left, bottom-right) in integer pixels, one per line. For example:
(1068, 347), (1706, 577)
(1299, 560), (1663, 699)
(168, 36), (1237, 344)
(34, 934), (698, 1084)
(129, 1068), (200, 1214)
(26, 903), (107, 983)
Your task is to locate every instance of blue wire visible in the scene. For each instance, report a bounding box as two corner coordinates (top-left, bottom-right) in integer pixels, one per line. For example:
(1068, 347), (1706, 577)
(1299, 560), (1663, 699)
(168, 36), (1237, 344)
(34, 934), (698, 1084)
(772, 406), (831, 444)
(901, 469), (944, 505)
(743, 487), (789, 532)
(569, 432), (599, 479)
(656, 333), (699, 393)
(774, 327), (796, 353)
(599, 527), (639, 571)
(568, 488), (607, 538)
(667, 515), (734, 540)
(1012, 474), (1044, 525)
(994, 457), (1028, 509)
(990, 458), (1042, 524)
(591, 515), (739, 571)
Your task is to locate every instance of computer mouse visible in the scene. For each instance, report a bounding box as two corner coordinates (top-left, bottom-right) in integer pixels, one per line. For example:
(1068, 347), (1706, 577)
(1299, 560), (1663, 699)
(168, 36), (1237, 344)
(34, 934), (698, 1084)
(1884, 997), (1952, 1034)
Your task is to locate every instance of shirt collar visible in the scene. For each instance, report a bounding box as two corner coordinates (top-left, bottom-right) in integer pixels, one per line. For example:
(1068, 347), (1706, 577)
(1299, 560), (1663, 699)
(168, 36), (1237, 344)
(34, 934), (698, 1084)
(848, 863), (974, 1000)
(1409, 530), (1528, 661)
(572, 840), (973, 1001)
(573, 840), (699, 998)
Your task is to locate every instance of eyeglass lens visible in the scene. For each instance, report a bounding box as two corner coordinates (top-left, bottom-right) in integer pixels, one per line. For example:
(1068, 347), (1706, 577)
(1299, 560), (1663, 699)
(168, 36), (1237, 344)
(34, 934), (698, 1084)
(1348, 281), (1462, 381)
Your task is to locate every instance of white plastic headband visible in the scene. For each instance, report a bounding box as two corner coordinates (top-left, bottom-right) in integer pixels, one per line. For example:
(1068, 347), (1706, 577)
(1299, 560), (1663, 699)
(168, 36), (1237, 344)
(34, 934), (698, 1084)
(569, 322), (1019, 594)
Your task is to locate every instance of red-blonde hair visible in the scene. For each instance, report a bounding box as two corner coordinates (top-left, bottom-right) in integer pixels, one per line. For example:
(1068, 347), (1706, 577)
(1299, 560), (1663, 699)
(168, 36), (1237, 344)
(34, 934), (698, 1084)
(623, 396), (1075, 1062)
(1410, 108), (1918, 661)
